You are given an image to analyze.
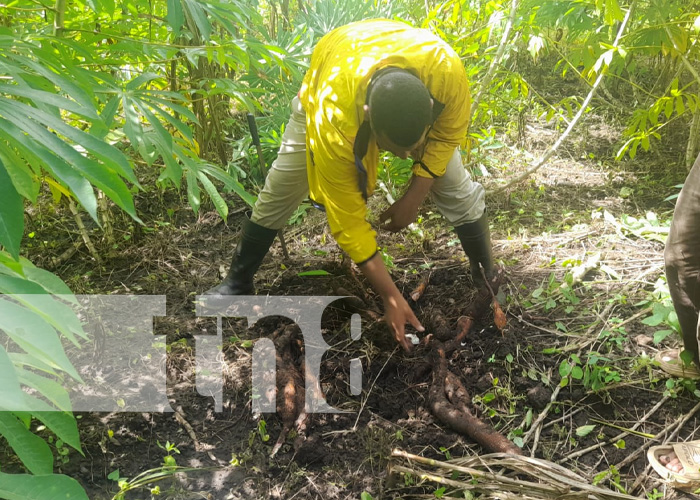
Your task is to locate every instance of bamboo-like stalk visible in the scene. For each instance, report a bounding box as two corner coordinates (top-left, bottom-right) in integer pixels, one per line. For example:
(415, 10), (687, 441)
(53, 0), (65, 36)
(97, 191), (115, 249)
(68, 199), (102, 264)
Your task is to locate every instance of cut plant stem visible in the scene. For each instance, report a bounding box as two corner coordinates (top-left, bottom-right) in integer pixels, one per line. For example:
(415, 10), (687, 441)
(590, 418), (655, 439)
(409, 273), (430, 302)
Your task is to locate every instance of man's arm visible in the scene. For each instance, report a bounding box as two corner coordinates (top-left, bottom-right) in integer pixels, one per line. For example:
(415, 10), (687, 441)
(379, 175), (434, 232)
(358, 252), (424, 351)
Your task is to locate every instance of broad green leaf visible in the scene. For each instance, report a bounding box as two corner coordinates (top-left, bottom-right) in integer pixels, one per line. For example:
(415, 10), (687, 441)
(0, 413), (53, 474)
(0, 255), (75, 297)
(0, 142), (39, 202)
(0, 102), (136, 221)
(0, 157), (24, 259)
(126, 73), (162, 91)
(167, 0), (185, 34)
(6, 53), (94, 109)
(1, 99), (138, 186)
(200, 164), (256, 207)
(667, 25), (688, 54)
(680, 350), (695, 366)
(0, 280), (85, 345)
(653, 329), (675, 345)
(0, 472), (88, 500)
(16, 369), (72, 411)
(0, 116), (98, 221)
(8, 353), (58, 376)
(98, 0), (116, 17)
(151, 105), (194, 142)
(197, 171), (228, 221)
(0, 345), (26, 411)
(185, 169), (201, 214)
(31, 411), (82, 452)
(0, 299), (81, 381)
(122, 95), (146, 153)
(100, 96), (120, 129)
(664, 97), (673, 119)
(184, 0), (213, 40)
(604, 0), (623, 25)
(90, 96), (121, 139)
(675, 96), (685, 116)
(145, 94), (200, 124)
(576, 424), (596, 437)
(133, 101), (182, 185)
(0, 85), (98, 120)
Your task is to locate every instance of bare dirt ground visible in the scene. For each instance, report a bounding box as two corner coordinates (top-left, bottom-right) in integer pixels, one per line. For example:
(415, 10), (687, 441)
(7, 114), (700, 500)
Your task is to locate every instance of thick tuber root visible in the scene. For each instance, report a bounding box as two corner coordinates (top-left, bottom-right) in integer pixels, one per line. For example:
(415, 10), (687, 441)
(265, 325), (308, 457)
(429, 348), (522, 455)
(424, 268), (521, 455)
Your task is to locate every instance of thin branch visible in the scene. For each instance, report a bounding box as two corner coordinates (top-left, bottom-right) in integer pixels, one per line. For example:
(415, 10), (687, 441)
(487, 1), (636, 196)
(562, 395), (668, 461)
(615, 400), (700, 472)
(525, 261), (666, 456)
(470, 0), (520, 122)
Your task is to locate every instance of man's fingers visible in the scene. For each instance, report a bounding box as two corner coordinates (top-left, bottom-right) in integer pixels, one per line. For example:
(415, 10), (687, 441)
(379, 204), (395, 223)
(381, 221), (401, 233)
(391, 321), (413, 352)
(409, 311), (424, 333)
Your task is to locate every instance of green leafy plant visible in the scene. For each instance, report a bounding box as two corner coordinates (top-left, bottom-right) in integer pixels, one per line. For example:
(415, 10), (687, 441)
(638, 277), (682, 346)
(592, 464), (627, 494)
(559, 352), (621, 392)
(156, 440), (180, 469)
(257, 419), (270, 443)
(0, 253), (88, 498)
(108, 465), (200, 500)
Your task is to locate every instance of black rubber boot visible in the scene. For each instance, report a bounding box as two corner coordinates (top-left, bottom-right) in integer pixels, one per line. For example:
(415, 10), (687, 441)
(205, 218), (278, 295)
(454, 211), (494, 287)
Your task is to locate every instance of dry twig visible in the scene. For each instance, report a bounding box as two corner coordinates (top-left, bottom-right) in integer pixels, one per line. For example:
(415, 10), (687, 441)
(389, 449), (640, 499)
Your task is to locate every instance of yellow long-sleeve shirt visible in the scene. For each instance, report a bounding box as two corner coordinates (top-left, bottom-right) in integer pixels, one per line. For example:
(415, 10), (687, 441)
(298, 19), (471, 264)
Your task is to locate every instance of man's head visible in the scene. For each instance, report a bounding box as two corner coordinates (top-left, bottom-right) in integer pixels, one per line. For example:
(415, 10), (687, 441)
(365, 68), (432, 159)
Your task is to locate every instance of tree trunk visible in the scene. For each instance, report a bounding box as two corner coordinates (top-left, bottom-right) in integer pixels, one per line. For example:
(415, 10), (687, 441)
(281, 0), (290, 30)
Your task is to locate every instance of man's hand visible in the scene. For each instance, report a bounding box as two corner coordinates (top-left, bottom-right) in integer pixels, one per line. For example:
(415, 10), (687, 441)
(379, 175), (434, 232)
(382, 291), (424, 351)
(379, 196), (419, 232)
(358, 253), (424, 352)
